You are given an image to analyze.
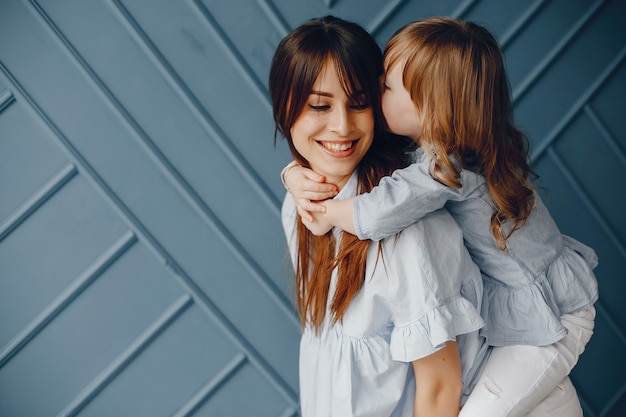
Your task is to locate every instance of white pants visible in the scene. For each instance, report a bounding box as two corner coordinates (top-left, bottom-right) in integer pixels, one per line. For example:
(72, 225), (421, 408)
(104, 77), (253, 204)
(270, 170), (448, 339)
(459, 306), (595, 417)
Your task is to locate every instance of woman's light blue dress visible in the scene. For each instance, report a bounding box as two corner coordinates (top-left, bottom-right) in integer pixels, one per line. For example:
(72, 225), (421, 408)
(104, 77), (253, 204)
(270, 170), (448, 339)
(282, 172), (490, 417)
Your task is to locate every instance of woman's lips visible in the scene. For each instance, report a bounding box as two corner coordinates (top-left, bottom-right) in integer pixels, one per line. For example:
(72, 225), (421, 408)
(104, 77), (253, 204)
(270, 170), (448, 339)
(318, 140), (357, 156)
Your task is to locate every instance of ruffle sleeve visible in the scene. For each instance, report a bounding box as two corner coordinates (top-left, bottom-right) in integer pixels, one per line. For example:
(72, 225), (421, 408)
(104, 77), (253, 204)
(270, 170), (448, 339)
(390, 296), (484, 362)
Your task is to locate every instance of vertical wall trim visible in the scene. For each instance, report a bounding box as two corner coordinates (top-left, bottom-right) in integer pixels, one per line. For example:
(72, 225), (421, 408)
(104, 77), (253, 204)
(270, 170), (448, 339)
(512, 0), (606, 104)
(56, 294), (193, 417)
(172, 353), (247, 417)
(0, 230), (137, 368)
(0, 162), (77, 243)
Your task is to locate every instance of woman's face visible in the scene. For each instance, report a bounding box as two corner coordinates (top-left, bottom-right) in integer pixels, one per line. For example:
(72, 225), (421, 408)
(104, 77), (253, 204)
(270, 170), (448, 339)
(290, 59), (374, 190)
(382, 60), (422, 142)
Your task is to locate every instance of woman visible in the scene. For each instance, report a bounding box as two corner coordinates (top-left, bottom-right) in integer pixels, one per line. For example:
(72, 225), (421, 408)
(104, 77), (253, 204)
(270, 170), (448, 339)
(269, 15), (488, 417)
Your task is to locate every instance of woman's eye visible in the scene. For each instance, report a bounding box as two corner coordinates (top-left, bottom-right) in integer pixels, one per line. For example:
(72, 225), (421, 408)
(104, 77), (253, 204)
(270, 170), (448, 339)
(309, 104), (329, 111)
(383, 83), (390, 90)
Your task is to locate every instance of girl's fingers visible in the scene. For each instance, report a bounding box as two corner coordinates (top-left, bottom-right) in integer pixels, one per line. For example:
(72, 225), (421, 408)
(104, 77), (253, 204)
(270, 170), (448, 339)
(296, 205), (314, 223)
(297, 199), (326, 214)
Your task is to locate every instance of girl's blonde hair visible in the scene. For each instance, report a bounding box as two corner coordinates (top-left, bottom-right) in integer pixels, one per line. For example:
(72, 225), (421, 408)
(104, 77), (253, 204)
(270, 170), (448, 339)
(385, 16), (535, 250)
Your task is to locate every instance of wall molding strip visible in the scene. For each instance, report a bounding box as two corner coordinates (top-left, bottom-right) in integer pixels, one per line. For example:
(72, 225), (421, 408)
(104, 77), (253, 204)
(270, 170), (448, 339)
(0, 89), (15, 113)
(257, 0), (290, 38)
(277, 406), (299, 417)
(0, 162), (77, 243)
(0, 60), (299, 408)
(584, 104), (626, 170)
(532, 45), (626, 161)
(323, 0), (336, 9)
(0, 230), (137, 369)
(548, 147), (626, 261)
(600, 379), (626, 417)
(172, 353), (247, 417)
(25, 0), (294, 322)
(499, 0), (548, 49)
(367, 0), (407, 36)
(449, 0), (479, 20)
(595, 301), (626, 354)
(187, 0), (272, 107)
(55, 294), (193, 417)
(576, 392), (596, 417)
(163, 260), (300, 406)
(111, 0), (282, 215)
(512, 0), (606, 104)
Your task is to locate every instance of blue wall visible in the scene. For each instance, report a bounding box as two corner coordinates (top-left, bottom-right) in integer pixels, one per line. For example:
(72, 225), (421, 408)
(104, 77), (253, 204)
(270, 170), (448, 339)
(0, 0), (624, 416)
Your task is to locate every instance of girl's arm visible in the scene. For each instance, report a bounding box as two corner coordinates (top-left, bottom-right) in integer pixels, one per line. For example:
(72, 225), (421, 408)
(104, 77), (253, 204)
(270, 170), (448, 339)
(353, 152), (464, 241)
(412, 341), (462, 417)
(283, 150), (466, 240)
(321, 198), (356, 235)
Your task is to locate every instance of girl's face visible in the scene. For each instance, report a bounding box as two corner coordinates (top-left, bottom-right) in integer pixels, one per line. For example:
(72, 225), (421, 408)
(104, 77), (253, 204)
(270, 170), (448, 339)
(382, 61), (422, 142)
(291, 59), (374, 190)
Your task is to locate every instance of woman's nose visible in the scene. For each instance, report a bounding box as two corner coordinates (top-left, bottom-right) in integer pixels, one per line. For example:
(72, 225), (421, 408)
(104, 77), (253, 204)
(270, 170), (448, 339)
(329, 106), (354, 136)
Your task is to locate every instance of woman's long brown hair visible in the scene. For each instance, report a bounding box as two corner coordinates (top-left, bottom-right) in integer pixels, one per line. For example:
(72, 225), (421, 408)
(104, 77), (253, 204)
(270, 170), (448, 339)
(385, 17), (536, 250)
(269, 16), (411, 329)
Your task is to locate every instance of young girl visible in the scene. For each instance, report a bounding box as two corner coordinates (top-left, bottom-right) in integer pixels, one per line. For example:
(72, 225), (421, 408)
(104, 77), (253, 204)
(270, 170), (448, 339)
(282, 16), (598, 416)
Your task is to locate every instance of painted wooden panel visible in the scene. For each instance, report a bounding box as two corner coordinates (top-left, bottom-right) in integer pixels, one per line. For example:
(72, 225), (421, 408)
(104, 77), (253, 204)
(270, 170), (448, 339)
(0, 0), (624, 416)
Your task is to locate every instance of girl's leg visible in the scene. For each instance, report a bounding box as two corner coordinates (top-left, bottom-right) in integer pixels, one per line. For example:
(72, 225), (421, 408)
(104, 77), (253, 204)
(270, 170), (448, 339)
(525, 376), (582, 417)
(459, 306), (595, 417)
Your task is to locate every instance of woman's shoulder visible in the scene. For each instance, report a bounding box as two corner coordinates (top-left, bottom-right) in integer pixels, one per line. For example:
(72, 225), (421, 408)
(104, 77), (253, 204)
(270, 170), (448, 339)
(394, 208), (462, 244)
(380, 208), (468, 281)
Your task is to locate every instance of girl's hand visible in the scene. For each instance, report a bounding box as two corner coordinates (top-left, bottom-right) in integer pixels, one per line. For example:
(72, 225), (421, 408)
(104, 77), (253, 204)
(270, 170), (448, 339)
(283, 165), (338, 222)
(299, 203), (334, 236)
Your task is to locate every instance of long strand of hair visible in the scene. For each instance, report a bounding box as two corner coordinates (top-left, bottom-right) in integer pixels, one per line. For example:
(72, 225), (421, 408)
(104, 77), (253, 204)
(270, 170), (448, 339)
(295, 136), (412, 331)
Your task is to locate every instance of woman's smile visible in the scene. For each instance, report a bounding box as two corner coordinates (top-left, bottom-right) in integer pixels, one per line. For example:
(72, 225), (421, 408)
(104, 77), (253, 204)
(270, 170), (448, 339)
(318, 140), (357, 154)
(291, 58), (374, 190)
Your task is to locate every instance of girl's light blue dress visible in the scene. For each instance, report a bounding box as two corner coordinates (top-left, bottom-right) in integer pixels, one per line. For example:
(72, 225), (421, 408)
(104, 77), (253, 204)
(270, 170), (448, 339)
(353, 147), (599, 346)
(282, 172), (491, 417)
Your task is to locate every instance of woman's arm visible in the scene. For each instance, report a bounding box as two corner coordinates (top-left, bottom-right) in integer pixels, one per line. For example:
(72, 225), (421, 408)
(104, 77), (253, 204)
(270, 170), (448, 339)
(412, 341), (462, 417)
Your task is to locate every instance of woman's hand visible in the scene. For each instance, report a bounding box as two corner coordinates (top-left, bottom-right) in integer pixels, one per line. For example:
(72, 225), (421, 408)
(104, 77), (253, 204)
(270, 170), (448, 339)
(283, 164), (338, 222)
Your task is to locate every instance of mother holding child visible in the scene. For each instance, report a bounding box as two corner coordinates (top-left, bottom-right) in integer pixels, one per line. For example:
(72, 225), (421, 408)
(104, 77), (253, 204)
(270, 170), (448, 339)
(270, 15), (597, 417)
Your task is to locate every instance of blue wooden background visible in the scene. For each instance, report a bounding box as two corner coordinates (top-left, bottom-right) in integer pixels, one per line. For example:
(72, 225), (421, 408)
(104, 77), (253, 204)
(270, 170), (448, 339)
(0, 0), (624, 416)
